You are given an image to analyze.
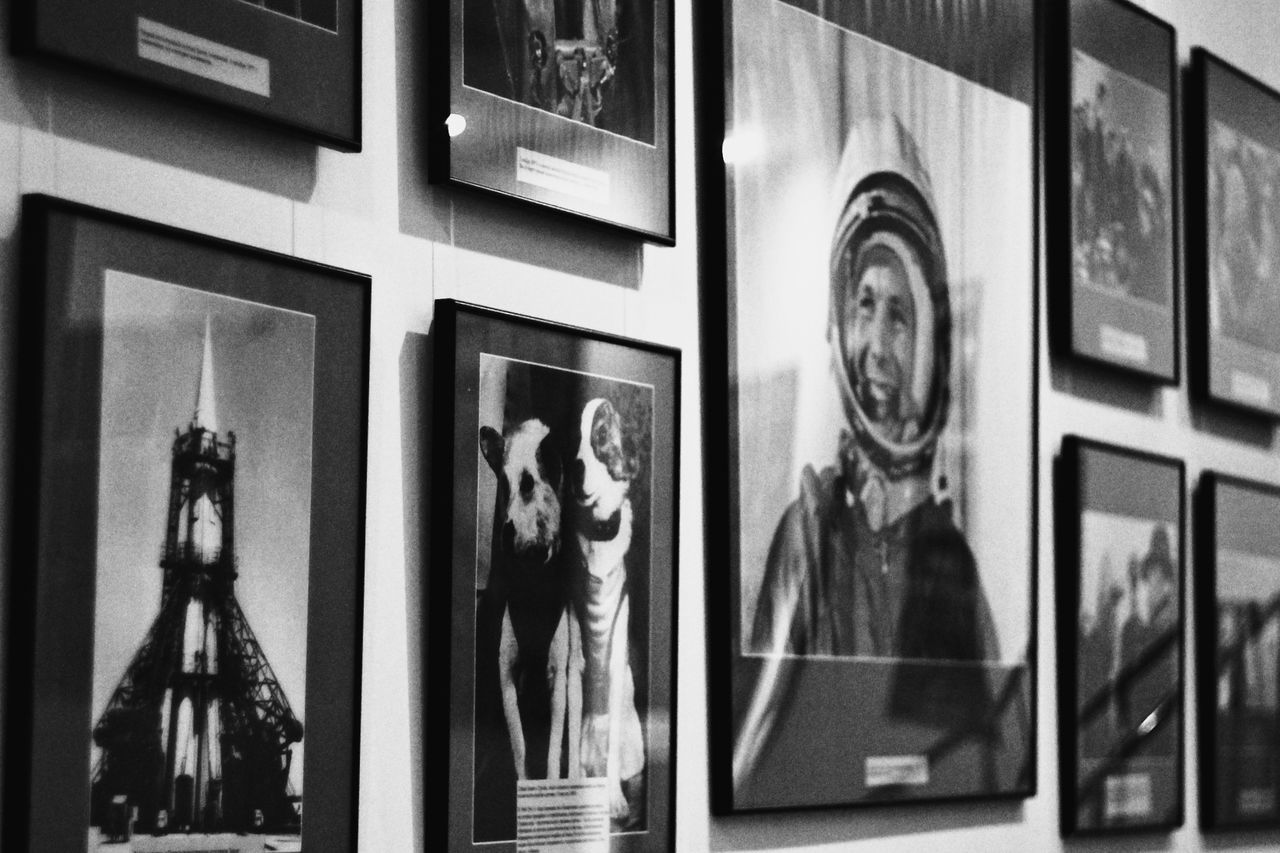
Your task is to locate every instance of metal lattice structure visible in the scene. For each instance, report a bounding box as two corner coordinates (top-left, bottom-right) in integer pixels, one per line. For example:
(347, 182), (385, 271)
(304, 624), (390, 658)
(90, 321), (303, 836)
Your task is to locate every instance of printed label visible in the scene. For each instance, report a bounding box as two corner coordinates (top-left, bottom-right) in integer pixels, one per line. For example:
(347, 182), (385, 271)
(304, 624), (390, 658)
(1103, 773), (1153, 820)
(1230, 370), (1271, 407)
(517, 147), (611, 203)
(137, 18), (270, 97)
(1099, 324), (1150, 365)
(1239, 786), (1276, 816)
(865, 755), (929, 788)
(516, 778), (610, 853)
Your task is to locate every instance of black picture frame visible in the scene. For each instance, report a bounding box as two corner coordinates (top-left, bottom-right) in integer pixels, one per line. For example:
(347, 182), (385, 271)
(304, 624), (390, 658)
(429, 300), (679, 851)
(1186, 49), (1280, 419)
(3, 195), (369, 851)
(1046, 0), (1179, 383)
(699, 0), (1037, 814)
(1195, 472), (1280, 830)
(1056, 437), (1185, 836)
(428, 0), (674, 243)
(12, 0), (361, 150)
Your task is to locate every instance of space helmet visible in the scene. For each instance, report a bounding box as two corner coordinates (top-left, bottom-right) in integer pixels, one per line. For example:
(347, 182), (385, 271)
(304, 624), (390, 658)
(828, 116), (951, 481)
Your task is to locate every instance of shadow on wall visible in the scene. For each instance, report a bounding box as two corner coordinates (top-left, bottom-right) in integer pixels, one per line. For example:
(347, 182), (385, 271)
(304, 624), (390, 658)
(42, 65), (319, 199)
(1189, 398), (1277, 448)
(1065, 830), (1177, 852)
(391, 0), (643, 290)
(0, 0), (317, 202)
(392, 0), (451, 245)
(399, 330), (432, 853)
(708, 797), (1024, 851)
(1050, 357), (1166, 419)
(1202, 828), (1280, 851)
(0, 0), (42, 131)
(450, 192), (643, 291)
(1052, 352), (1278, 451)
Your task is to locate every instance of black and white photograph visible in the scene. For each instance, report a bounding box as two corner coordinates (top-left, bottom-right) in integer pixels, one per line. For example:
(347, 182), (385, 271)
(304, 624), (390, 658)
(1198, 474), (1280, 829)
(705, 0), (1035, 813)
(14, 0), (360, 148)
(1072, 51), (1172, 309)
(435, 0), (673, 241)
(88, 277), (313, 848)
(431, 301), (677, 852)
(6, 196), (366, 853)
(1188, 49), (1280, 417)
(1047, 0), (1177, 380)
(472, 355), (653, 843)
(1058, 438), (1183, 834)
(1209, 123), (1280, 357)
(463, 0), (655, 144)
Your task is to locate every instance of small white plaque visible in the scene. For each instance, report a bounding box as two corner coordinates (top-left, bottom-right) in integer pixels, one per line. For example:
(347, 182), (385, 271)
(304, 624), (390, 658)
(1239, 786), (1276, 816)
(1230, 370), (1271, 406)
(137, 18), (270, 97)
(516, 778), (610, 853)
(865, 755), (929, 788)
(1099, 324), (1150, 365)
(516, 147), (611, 203)
(1103, 772), (1153, 820)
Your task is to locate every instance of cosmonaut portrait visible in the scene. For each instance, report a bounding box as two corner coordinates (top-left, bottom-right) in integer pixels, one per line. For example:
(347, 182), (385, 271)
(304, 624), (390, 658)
(726, 0), (1034, 807)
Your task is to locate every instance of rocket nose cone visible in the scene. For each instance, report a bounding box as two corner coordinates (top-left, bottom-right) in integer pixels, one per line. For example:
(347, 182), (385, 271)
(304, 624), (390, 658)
(194, 315), (218, 432)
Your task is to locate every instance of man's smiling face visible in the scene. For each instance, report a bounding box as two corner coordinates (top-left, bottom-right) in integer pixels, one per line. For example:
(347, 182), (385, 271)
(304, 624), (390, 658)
(842, 241), (916, 440)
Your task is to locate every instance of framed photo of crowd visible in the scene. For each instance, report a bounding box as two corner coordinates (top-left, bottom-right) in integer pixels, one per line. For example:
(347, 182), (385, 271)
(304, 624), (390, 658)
(1056, 437), (1184, 835)
(1187, 49), (1280, 418)
(4, 195), (368, 851)
(429, 0), (674, 243)
(1046, 0), (1178, 382)
(1197, 473), (1280, 830)
(429, 300), (679, 851)
(13, 0), (361, 149)
(699, 0), (1037, 812)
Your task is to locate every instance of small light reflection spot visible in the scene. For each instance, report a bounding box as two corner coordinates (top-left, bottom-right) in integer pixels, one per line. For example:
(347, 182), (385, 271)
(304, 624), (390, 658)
(722, 130), (762, 165)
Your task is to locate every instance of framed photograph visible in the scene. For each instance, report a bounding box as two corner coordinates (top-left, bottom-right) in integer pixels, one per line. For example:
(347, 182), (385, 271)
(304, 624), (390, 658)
(1056, 437), (1184, 835)
(12, 0), (360, 149)
(428, 0), (674, 243)
(700, 0), (1037, 812)
(1196, 472), (1280, 829)
(429, 300), (678, 851)
(1187, 49), (1280, 418)
(4, 195), (369, 851)
(1046, 0), (1178, 382)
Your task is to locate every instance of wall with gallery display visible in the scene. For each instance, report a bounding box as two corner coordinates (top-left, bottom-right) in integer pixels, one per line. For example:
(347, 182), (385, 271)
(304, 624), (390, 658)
(1, 0), (1280, 850)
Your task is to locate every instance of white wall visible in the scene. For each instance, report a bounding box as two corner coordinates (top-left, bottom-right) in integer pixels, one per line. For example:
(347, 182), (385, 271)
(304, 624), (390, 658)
(5, 0), (1280, 850)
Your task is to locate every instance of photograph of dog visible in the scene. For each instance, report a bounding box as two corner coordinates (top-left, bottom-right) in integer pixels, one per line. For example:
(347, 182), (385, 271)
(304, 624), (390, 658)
(566, 397), (647, 826)
(478, 417), (578, 787)
(472, 355), (653, 842)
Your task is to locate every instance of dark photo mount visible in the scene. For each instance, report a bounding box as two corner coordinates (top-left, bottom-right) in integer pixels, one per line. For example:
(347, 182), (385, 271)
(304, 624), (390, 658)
(1187, 49), (1280, 419)
(699, 0), (1037, 814)
(1046, 0), (1179, 383)
(1196, 473), (1280, 830)
(429, 0), (674, 243)
(1056, 437), (1185, 836)
(4, 195), (368, 852)
(429, 300), (679, 851)
(12, 0), (361, 149)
